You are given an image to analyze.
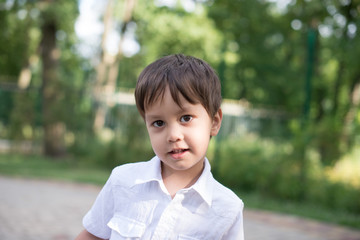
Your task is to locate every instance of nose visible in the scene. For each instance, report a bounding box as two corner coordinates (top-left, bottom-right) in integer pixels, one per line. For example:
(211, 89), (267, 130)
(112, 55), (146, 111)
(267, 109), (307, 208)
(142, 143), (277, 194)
(167, 124), (184, 143)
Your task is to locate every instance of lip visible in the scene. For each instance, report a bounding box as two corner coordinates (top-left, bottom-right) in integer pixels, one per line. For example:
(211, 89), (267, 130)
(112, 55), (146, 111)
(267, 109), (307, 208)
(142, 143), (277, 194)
(168, 148), (189, 159)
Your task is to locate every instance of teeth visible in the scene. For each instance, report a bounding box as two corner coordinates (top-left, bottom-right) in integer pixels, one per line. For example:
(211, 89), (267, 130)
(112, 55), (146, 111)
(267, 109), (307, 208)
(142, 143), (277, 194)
(172, 149), (184, 153)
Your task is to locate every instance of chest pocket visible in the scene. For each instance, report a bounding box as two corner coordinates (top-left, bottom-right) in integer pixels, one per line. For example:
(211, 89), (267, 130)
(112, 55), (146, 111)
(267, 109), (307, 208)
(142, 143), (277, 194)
(108, 214), (146, 240)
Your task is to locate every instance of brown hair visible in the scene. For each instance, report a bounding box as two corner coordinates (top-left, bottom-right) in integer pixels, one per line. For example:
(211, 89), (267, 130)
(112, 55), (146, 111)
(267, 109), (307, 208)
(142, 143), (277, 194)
(135, 54), (222, 119)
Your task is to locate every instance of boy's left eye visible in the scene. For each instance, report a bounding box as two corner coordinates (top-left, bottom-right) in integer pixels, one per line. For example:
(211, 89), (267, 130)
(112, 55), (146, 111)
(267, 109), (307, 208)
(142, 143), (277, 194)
(180, 115), (193, 123)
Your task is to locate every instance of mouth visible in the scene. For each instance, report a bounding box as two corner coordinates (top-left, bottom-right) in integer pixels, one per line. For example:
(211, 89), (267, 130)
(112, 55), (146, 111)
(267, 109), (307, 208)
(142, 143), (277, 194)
(169, 148), (188, 153)
(168, 148), (189, 159)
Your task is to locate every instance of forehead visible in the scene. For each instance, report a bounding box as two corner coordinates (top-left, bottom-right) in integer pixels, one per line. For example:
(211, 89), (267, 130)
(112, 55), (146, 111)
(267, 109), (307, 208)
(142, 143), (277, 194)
(145, 86), (186, 112)
(144, 87), (204, 118)
(144, 83), (198, 111)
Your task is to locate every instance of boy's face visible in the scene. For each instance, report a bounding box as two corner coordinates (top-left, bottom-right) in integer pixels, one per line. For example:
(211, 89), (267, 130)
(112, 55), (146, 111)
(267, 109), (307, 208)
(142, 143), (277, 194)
(144, 87), (222, 176)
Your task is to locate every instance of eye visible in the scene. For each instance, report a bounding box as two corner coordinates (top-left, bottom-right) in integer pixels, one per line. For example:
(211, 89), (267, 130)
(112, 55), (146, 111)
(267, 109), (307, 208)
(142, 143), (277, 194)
(180, 115), (193, 123)
(152, 120), (165, 128)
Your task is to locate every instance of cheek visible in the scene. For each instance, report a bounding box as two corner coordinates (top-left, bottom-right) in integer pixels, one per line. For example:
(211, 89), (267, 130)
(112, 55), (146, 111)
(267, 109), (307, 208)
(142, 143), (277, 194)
(187, 125), (211, 144)
(148, 131), (163, 149)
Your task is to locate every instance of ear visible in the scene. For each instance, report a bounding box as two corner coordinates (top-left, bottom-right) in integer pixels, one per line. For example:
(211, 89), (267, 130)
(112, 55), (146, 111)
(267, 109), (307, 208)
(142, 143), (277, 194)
(210, 108), (223, 137)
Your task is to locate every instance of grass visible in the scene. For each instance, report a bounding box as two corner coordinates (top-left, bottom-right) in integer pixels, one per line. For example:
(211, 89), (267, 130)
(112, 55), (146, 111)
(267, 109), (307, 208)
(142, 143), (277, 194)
(0, 153), (110, 186)
(0, 153), (359, 230)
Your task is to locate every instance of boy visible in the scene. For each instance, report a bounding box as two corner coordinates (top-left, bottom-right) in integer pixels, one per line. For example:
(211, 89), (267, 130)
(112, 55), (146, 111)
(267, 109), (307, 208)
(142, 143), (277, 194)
(76, 54), (244, 240)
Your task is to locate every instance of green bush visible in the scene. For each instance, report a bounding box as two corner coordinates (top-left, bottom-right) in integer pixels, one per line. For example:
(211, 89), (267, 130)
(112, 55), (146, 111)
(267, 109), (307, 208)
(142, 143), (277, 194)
(215, 136), (282, 192)
(311, 117), (342, 165)
(69, 105), (154, 169)
(325, 182), (360, 213)
(213, 134), (360, 214)
(101, 138), (154, 169)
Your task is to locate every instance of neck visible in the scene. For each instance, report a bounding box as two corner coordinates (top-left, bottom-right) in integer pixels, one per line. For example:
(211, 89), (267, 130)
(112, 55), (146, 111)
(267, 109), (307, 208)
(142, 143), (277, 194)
(161, 161), (204, 198)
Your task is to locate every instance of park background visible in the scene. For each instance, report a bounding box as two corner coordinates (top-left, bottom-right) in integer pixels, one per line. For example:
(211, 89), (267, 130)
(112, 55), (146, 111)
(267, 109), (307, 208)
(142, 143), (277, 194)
(0, 0), (360, 229)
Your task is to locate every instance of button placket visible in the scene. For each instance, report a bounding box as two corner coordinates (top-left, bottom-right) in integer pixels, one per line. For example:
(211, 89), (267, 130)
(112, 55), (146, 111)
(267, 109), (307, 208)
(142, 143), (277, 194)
(151, 193), (184, 240)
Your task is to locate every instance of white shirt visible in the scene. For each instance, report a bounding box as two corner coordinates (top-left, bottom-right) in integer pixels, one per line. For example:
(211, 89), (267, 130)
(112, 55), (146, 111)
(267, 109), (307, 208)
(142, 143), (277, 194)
(83, 156), (244, 240)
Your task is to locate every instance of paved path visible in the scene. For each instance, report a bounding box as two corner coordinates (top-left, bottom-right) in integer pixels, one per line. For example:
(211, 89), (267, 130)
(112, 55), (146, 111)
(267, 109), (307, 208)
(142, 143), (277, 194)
(0, 176), (359, 240)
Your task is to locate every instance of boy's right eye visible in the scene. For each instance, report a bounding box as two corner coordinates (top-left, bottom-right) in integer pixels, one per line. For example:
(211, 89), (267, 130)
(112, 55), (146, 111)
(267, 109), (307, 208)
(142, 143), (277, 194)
(153, 120), (165, 127)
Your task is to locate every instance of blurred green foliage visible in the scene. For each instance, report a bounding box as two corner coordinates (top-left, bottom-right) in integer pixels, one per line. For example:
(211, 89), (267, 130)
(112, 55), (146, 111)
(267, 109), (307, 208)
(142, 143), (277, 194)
(0, 153), (110, 185)
(1, 0), (360, 220)
(213, 133), (360, 214)
(70, 105), (153, 169)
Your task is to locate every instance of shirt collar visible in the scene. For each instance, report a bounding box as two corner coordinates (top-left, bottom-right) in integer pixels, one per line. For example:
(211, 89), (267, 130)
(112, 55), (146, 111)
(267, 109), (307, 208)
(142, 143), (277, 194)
(132, 156), (214, 207)
(191, 158), (214, 207)
(132, 156), (163, 186)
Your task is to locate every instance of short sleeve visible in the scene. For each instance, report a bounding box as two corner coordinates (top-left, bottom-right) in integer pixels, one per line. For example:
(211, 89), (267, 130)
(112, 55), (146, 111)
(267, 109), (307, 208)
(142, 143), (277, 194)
(83, 174), (115, 239)
(221, 201), (244, 240)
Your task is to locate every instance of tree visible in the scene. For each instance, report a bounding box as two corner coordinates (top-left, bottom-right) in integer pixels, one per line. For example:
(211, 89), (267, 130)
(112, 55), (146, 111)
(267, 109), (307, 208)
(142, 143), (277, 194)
(39, 1), (66, 157)
(39, 0), (89, 157)
(134, 0), (223, 70)
(93, 0), (137, 132)
(0, 0), (86, 157)
(208, 0), (360, 164)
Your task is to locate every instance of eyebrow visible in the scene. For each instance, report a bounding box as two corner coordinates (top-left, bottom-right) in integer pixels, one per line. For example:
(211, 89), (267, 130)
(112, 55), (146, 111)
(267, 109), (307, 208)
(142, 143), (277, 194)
(144, 114), (162, 121)
(146, 105), (196, 119)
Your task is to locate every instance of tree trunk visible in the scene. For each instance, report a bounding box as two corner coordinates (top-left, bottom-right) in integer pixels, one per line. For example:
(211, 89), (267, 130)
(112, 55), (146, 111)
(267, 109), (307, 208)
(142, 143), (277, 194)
(93, 0), (115, 132)
(40, 14), (66, 157)
(332, 61), (344, 116)
(93, 0), (136, 132)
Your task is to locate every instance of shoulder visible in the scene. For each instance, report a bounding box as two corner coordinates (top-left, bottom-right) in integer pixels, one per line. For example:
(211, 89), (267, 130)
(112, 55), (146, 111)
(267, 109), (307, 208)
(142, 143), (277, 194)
(107, 156), (161, 187)
(108, 160), (154, 186)
(211, 179), (244, 216)
(112, 160), (149, 175)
